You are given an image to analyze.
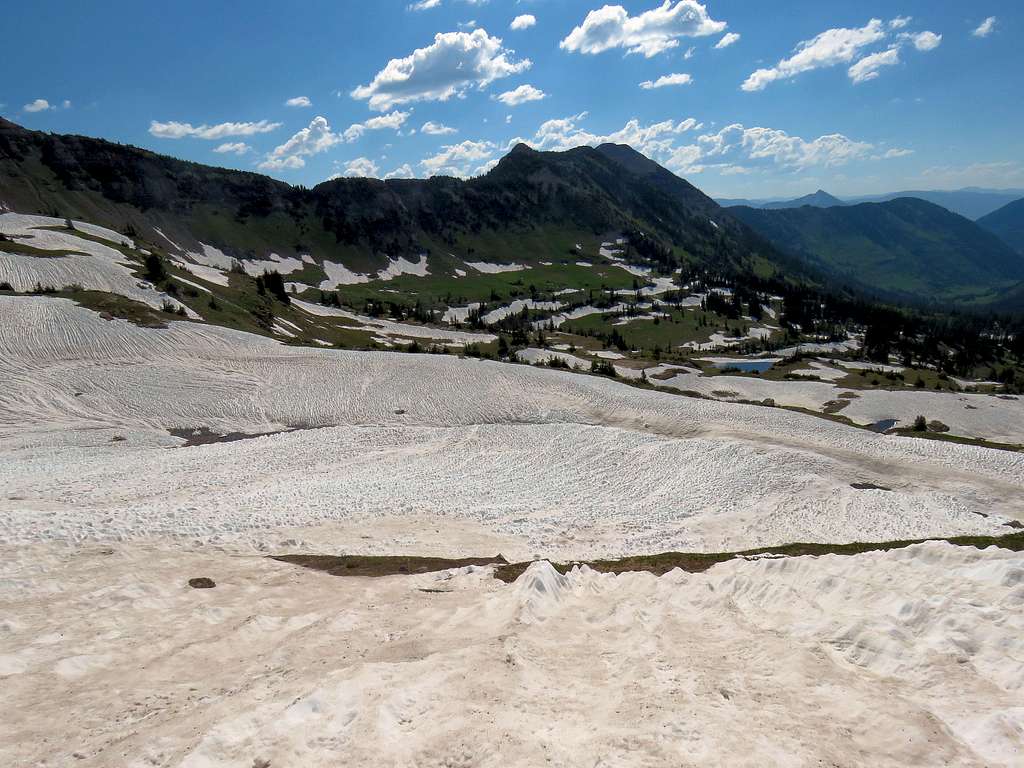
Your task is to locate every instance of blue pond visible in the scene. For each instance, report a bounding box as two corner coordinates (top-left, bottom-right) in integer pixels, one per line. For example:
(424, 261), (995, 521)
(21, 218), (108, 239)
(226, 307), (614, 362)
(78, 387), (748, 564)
(869, 419), (899, 433)
(714, 360), (777, 373)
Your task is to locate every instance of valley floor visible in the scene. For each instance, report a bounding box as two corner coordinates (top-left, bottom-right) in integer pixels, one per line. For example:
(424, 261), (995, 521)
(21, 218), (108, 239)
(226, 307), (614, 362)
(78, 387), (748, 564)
(1, 295), (1023, 766)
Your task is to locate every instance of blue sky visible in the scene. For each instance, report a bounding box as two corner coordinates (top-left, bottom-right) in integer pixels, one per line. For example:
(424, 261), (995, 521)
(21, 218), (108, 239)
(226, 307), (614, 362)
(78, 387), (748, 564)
(3, 1), (1021, 197)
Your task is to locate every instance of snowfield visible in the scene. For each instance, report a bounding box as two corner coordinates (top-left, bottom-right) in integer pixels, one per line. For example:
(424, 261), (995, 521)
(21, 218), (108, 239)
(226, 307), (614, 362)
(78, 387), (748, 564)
(318, 254), (429, 288)
(464, 260), (527, 273)
(651, 366), (1024, 444)
(1, 541), (1022, 767)
(292, 298), (496, 344)
(0, 213), (196, 316)
(1, 295), (1021, 555)
(2, 290), (1023, 767)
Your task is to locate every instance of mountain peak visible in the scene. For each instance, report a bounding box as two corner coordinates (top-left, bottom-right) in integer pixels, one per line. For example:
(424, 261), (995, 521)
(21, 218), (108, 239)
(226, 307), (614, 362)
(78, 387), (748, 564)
(507, 142), (536, 156)
(762, 189), (844, 209)
(595, 143), (664, 177)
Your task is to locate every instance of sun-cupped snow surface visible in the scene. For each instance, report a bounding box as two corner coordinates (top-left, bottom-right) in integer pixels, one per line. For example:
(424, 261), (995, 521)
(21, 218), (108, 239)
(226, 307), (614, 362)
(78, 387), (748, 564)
(0, 214), (196, 317)
(599, 242), (624, 259)
(318, 254), (429, 289)
(1, 540), (1021, 767)
(777, 338), (862, 355)
(442, 299), (564, 325)
(539, 302), (632, 329)
(173, 260), (231, 287)
(683, 326), (777, 351)
(179, 242), (234, 269)
(175, 244), (310, 285)
(1, 295), (1021, 554)
(637, 275), (680, 296)
(319, 259), (371, 287)
(464, 260), (527, 273)
(442, 302), (482, 323)
(790, 360), (847, 381)
(240, 253), (306, 276)
(481, 299), (563, 324)
(838, 360), (906, 374)
(652, 366), (1024, 443)
(0, 212), (135, 248)
(379, 254), (429, 280)
(171, 275), (212, 294)
(292, 297), (496, 344)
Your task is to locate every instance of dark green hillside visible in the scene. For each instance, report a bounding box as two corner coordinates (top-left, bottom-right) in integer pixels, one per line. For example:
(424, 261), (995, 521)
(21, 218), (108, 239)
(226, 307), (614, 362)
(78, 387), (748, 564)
(729, 197), (1024, 304)
(0, 118), (794, 283)
(977, 197), (1024, 255)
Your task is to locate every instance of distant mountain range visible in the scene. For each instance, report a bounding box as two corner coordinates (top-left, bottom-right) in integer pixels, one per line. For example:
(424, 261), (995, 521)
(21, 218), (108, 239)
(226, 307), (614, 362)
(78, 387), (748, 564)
(762, 190), (845, 210)
(717, 188), (1024, 220)
(728, 198), (1024, 305)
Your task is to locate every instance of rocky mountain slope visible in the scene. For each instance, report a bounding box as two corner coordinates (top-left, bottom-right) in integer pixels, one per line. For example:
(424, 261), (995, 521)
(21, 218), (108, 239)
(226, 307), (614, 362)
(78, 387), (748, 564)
(0, 118), (794, 283)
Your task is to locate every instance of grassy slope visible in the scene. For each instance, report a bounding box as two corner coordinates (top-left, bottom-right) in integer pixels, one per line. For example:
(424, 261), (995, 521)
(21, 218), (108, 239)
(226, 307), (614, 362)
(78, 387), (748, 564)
(561, 307), (742, 350)
(729, 198), (1024, 304)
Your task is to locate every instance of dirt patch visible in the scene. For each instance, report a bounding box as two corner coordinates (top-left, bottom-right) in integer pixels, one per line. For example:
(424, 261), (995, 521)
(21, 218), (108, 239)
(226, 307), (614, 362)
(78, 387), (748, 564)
(649, 369), (680, 381)
(823, 399), (851, 414)
(168, 425), (323, 447)
(169, 427), (281, 447)
(490, 532), (1024, 582)
(272, 554), (509, 578)
(851, 482), (892, 491)
(273, 532), (1024, 584)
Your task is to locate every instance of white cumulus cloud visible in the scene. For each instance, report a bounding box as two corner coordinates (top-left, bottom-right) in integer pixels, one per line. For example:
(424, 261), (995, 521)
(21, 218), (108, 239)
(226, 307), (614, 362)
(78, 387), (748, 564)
(514, 112), (699, 159)
(341, 157), (380, 177)
(742, 19), (886, 91)
(149, 119), (281, 140)
(510, 112), (873, 178)
(342, 110), (411, 142)
(639, 73), (693, 89)
(351, 29), (531, 111)
(709, 124), (873, 168)
(561, 1), (727, 58)
(972, 17), (996, 38)
(285, 96), (312, 108)
(510, 14), (536, 31)
(909, 31), (941, 51)
(494, 84), (547, 106)
(213, 142), (252, 155)
(715, 32), (740, 49)
(385, 163), (417, 179)
(848, 47), (900, 84)
(420, 139), (496, 178)
(259, 116), (340, 170)
(421, 121), (458, 135)
(742, 18), (940, 91)
(23, 99), (52, 113)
